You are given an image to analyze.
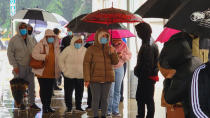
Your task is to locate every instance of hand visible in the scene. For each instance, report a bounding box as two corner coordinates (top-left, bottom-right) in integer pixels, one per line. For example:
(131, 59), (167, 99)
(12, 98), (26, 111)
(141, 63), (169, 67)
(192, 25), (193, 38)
(13, 67), (19, 74)
(84, 82), (89, 87)
(110, 46), (115, 54)
(117, 52), (123, 58)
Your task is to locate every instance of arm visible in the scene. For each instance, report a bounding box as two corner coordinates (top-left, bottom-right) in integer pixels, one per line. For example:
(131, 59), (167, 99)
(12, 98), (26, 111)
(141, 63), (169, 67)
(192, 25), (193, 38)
(121, 46), (132, 62)
(32, 42), (46, 61)
(110, 51), (119, 65)
(7, 39), (18, 68)
(83, 48), (92, 82)
(58, 47), (69, 72)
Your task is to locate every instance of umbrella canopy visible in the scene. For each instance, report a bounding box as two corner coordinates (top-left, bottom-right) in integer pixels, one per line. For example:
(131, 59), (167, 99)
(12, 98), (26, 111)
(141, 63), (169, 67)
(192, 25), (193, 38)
(12, 8), (58, 23)
(66, 14), (87, 30)
(165, 0), (210, 38)
(135, 0), (184, 19)
(82, 7), (142, 24)
(10, 78), (29, 106)
(155, 27), (180, 43)
(86, 29), (135, 42)
(52, 13), (68, 26)
(66, 14), (127, 33)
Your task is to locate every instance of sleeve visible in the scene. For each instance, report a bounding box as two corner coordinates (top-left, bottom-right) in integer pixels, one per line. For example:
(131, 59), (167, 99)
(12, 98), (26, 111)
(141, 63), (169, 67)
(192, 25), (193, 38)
(32, 42), (46, 61)
(152, 45), (160, 76)
(58, 47), (68, 72)
(121, 46), (132, 62)
(7, 39), (18, 68)
(110, 51), (119, 65)
(83, 48), (92, 82)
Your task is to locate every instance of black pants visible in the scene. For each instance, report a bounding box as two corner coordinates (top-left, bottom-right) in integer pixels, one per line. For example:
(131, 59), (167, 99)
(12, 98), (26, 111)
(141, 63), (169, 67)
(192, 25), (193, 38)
(37, 78), (55, 108)
(64, 77), (84, 109)
(136, 78), (156, 118)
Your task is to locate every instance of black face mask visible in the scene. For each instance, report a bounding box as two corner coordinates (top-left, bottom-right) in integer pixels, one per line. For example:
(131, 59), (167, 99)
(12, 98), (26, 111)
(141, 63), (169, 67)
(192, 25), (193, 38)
(28, 30), (32, 35)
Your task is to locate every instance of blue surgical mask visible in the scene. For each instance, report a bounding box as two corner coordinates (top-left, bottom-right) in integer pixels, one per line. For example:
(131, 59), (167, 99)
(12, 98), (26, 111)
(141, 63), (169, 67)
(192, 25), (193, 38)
(74, 43), (82, 49)
(47, 37), (55, 43)
(68, 31), (72, 36)
(20, 29), (27, 35)
(100, 37), (108, 44)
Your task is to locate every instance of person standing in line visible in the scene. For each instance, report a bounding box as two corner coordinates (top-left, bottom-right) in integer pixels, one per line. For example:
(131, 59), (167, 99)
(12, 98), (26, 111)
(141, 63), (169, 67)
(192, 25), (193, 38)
(7, 22), (40, 111)
(59, 35), (87, 114)
(32, 29), (61, 113)
(83, 28), (119, 118)
(107, 38), (132, 117)
(134, 22), (159, 118)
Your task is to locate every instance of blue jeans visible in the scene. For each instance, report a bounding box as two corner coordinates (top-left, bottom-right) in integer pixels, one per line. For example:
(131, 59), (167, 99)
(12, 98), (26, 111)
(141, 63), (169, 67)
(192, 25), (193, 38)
(107, 66), (124, 114)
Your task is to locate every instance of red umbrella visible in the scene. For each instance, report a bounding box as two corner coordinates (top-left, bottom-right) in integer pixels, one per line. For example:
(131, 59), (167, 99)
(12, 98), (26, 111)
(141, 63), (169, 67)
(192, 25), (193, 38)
(155, 27), (180, 43)
(82, 7), (142, 24)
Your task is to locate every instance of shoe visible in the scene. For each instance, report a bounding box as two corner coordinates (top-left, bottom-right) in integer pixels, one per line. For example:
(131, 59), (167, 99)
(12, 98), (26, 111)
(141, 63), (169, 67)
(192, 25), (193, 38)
(65, 108), (72, 114)
(20, 104), (26, 111)
(112, 113), (121, 117)
(43, 107), (55, 113)
(54, 86), (62, 90)
(98, 106), (102, 111)
(74, 108), (86, 113)
(30, 103), (41, 110)
(86, 106), (92, 111)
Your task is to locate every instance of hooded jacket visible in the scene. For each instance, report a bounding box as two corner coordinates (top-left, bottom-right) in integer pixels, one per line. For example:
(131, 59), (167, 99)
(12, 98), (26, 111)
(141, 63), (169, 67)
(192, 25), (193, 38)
(31, 29), (61, 79)
(159, 32), (202, 117)
(59, 36), (87, 79)
(7, 22), (34, 68)
(83, 29), (119, 83)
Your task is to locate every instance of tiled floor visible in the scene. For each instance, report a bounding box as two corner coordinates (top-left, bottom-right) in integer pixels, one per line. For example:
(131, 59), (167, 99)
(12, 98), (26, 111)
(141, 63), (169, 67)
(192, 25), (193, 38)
(0, 51), (166, 118)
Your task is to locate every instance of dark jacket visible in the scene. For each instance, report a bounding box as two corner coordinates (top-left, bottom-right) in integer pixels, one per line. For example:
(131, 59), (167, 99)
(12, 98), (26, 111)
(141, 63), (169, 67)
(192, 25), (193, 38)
(160, 32), (202, 117)
(60, 35), (73, 52)
(189, 62), (210, 118)
(134, 40), (159, 80)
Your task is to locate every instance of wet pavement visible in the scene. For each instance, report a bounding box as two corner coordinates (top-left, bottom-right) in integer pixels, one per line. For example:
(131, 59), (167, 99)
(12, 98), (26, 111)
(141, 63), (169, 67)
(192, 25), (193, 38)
(0, 51), (165, 118)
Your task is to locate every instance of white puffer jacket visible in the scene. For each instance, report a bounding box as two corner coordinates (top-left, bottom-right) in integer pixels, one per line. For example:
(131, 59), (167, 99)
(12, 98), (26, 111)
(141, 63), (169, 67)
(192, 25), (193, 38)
(58, 36), (87, 79)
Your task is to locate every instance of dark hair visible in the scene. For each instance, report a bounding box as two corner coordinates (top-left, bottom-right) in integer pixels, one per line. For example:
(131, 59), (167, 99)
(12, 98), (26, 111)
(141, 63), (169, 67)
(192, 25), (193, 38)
(53, 28), (60, 35)
(135, 22), (152, 42)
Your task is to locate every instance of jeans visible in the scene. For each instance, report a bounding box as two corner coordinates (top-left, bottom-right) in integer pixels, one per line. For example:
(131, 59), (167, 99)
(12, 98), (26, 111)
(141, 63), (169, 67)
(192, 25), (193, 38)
(107, 66), (124, 114)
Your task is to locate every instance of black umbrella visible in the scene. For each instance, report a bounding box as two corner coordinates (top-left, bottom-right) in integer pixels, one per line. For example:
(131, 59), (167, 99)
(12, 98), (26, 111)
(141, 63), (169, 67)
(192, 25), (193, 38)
(165, 0), (210, 38)
(10, 78), (29, 107)
(66, 14), (127, 33)
(12, 8), (58, 23)
(134, 0), (185, 19)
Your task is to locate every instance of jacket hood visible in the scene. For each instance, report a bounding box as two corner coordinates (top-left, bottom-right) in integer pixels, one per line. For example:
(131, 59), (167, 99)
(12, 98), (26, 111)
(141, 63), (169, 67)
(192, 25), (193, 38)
(70, 35), (84, 45)
(16, 22), (27, 36)
(159, 32), (193, 69)
(94, 28), (110, 47)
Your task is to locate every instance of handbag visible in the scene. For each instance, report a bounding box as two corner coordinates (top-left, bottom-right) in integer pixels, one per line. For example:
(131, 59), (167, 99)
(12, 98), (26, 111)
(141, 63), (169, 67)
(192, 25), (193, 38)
(30, 45), (46, 69)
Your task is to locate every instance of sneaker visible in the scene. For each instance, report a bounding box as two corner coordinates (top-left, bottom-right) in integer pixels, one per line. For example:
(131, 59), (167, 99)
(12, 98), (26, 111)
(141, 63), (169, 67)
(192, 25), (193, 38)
(112, 113), (121, 117)
(30, 103), (41, 110)
(43, 107), (55, 113)
(65, 108), (72, 114)
(74, 108), (86, 113)
(20, 104), (26, 111)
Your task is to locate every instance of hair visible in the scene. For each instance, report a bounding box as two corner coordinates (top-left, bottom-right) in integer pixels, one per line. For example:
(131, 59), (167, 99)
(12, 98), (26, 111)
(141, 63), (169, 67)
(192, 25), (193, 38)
(53, 28), (60, 35)
(135, 22), (152, 42)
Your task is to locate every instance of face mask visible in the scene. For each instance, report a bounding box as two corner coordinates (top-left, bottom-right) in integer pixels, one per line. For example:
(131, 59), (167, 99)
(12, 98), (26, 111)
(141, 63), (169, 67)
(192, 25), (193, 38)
(74, 43), (82, 49)
(47, 37), (55, 43)
(20, 29), (27, 35)
(100, 37), (108, 44)
(28, 30), (32, 35)
(68, 31), (72, 36)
